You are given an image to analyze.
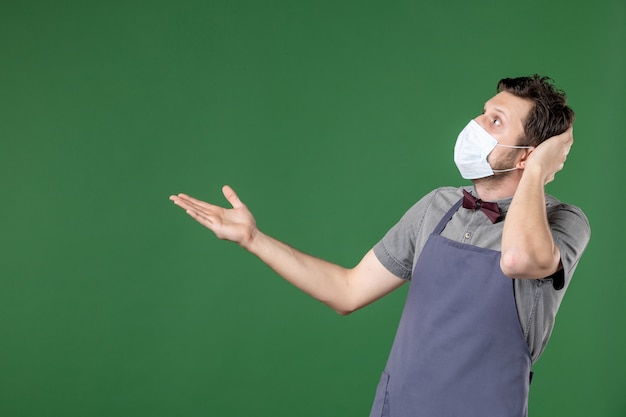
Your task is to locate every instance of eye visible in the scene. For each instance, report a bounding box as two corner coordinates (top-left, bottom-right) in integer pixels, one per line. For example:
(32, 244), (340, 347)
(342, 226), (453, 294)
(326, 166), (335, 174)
(492, 117), (502, 127)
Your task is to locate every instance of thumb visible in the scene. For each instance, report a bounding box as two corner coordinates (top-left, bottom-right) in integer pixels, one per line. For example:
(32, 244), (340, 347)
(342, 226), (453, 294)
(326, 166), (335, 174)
(222, 185), (244, 208)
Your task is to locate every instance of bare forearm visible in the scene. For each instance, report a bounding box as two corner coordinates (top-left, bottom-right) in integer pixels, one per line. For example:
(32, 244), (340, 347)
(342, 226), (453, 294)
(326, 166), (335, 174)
(170, 188), (403, 313)
(243, 230), (355, 313)
(501, 166), (560, 278)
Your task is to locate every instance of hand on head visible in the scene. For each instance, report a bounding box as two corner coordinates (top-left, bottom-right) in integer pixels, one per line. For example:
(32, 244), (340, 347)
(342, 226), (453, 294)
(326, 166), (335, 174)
(522, 127), (573, 185)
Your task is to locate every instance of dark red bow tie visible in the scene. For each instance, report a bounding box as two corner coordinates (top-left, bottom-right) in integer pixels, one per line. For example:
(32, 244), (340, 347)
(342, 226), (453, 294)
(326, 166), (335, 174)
(462, 190), (501, 223)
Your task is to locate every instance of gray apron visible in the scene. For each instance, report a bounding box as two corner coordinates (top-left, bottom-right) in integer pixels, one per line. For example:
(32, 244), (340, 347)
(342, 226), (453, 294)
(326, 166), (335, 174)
(369, 198), (532, 417)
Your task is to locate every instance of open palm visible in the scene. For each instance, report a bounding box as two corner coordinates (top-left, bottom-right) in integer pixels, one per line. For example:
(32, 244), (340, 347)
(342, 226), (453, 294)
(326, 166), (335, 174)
(170, 185), (257, 247)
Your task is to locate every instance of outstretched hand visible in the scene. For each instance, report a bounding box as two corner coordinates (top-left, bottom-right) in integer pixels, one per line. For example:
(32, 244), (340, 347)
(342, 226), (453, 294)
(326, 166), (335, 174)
(169, 185), (257, 248)
(523, 127), (573, 185)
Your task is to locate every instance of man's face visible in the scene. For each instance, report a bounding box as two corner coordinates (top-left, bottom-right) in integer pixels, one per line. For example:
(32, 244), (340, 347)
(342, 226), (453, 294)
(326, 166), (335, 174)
(474, 91), (534, 171)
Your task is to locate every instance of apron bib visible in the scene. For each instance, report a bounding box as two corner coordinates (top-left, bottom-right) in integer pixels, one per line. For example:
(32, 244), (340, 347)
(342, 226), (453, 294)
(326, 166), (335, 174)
(369, 198), (532, 417)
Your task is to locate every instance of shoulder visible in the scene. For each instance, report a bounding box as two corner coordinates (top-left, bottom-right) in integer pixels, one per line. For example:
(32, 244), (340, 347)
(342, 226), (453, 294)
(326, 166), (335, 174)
(378, 186), (467, 239)
(408, 186), (466, 215)
(394, 186), (467, 236)
(544, 194), (591, 233)
(544, 194), (591, 280)
(373, 186), (467, 280)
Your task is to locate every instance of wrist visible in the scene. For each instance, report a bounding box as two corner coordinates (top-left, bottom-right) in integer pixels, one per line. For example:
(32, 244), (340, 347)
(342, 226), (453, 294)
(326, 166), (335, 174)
(241, 227), (262, 253)
(521, 163), (548, 185)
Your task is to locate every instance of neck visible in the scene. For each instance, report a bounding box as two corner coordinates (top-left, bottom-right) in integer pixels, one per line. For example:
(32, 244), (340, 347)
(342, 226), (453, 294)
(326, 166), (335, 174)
(472, 172), (521, 201)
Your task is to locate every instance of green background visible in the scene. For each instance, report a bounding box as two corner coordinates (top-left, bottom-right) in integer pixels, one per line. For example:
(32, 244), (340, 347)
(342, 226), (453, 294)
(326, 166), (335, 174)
(1, 0), (624, 416)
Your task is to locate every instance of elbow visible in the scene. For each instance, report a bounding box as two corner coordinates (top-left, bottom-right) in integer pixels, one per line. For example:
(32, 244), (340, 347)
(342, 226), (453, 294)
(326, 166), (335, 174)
(317, 293), (355, 315)
(500, 249), (559, 279)
(330, 296), (361, 316)
(500, 251), (527, 278)
(332, 301), (358, 316)
(335, 308), (354, 316)
(329, 272), (361, 316)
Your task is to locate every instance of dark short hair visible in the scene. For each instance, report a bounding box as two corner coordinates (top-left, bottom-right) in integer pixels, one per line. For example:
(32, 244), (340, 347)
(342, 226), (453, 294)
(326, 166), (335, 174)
(497, 75), (574, 146)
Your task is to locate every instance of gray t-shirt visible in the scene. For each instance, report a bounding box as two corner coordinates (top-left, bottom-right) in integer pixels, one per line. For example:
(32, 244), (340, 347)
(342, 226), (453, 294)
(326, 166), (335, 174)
(373, 186), (590, 363)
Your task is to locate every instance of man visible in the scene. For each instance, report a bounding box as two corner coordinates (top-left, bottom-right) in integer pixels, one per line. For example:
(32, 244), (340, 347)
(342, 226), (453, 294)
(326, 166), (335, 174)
(170, 75), (590, 416)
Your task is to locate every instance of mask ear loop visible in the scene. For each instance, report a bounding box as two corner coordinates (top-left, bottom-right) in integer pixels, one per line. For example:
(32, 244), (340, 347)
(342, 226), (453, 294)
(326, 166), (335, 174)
(495, 144), (535, 149)
(490, 144), (535, 173)
(492, 167), (519, 173)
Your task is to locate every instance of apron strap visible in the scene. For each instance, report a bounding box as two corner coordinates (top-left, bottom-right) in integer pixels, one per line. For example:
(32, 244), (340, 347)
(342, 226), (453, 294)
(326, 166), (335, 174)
(432, 197), (464, 235)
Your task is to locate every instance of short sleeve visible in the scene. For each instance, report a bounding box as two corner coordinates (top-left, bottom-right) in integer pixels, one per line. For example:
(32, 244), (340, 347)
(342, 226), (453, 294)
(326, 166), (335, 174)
(517, 201), (591, 362)
(547, 202), (591, 290)
(373, 189), (440, 280)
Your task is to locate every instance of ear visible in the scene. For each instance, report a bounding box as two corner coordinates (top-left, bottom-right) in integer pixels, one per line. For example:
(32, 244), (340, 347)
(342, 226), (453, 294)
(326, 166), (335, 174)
(516, 148), (534, 170)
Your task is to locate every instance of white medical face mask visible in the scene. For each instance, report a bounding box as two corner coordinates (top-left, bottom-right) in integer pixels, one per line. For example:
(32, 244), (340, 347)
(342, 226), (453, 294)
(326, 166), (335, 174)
(453, 120), (533, 179)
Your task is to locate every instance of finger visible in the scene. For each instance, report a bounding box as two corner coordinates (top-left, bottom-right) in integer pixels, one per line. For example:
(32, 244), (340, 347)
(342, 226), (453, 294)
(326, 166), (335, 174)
(222, 185), (244, 209)
(564, 135), (574, 147)
(177, 198), (219, 225)
(172, 195), (226, 221)
(185, 207), (216, 229)
(170, 195), (201, 212)
(564, 144), (572, 158)
(562, 127), (574, 145)
(171, 196), (220, 223)
(170, 195), (193, 210)
(175, 193), (216, 211)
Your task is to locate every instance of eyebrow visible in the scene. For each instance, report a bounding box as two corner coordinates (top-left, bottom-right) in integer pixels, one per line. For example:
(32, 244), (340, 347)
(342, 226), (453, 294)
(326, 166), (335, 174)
(494, 107), (507, 121)
(484, 101), (508, 122)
